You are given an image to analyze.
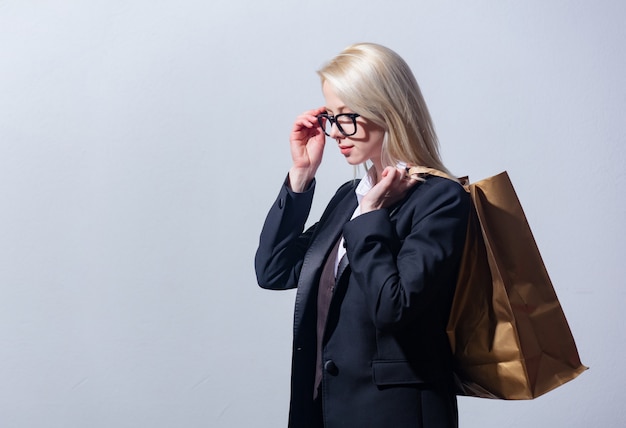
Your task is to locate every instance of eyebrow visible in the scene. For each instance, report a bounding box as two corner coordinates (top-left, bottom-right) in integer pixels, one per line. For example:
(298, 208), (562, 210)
(324, 106), (349, 115)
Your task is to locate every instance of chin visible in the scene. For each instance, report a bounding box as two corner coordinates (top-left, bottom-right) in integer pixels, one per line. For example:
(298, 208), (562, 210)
(344, 155), (366, 165)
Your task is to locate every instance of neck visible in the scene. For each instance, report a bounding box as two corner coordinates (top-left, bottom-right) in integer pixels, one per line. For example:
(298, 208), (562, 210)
(370, 159), (384, 183)
(368, 166), (380, 184)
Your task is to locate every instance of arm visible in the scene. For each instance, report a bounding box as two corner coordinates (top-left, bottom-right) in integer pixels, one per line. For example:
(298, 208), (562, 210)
(343, 178), (470, 332)
(255, 177), (317, 290)
(255, 107), (327, 289)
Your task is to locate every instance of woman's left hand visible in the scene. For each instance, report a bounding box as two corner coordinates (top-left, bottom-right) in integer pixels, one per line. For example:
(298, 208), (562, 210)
(361, 166), (419, 214)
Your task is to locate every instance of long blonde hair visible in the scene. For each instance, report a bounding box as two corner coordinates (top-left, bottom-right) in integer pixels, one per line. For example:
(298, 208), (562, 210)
(317, 43), (453, 178)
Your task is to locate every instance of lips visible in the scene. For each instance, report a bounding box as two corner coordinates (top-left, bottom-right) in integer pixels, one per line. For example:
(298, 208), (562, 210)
(339, 145), (353, 155)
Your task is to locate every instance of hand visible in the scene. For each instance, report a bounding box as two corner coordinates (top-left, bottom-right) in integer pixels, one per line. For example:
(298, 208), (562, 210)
(288, 107), (327, 192)
(360, 166), (419, 213)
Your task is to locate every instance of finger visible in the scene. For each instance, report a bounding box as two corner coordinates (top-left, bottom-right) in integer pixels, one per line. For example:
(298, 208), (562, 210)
(380, 166), (396, 179)
(303, 107), (327, 123)
(294, 115), (316, 127)
(387, 167), (405, 184)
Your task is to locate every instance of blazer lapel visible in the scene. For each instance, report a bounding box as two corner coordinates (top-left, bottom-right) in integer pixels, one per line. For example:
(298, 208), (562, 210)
(293, 187), (357, 340)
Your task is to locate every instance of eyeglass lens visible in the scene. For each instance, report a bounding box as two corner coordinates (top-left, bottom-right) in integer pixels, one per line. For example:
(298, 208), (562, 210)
(319, 114), (358, 137)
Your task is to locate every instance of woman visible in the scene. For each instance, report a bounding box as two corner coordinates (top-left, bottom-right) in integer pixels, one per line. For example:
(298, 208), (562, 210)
(255, 43), (469, 428)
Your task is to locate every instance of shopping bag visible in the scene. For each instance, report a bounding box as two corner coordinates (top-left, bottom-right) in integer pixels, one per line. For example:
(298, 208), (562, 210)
(408, 167), (586, 399)
(444, 171), (587, 399)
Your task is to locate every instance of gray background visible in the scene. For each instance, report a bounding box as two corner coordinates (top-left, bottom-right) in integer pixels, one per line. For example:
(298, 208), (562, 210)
(1, 0), (624, 426)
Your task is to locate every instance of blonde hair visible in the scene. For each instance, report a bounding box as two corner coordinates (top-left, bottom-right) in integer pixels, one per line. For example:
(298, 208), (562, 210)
(317, 43), (453, 178)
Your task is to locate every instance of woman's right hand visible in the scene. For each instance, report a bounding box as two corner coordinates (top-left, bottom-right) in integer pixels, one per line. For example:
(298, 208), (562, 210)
(288, 107), (327, 192)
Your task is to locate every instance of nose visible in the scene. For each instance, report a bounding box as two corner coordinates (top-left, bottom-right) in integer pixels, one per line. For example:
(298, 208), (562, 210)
(328, 120), (343, 139)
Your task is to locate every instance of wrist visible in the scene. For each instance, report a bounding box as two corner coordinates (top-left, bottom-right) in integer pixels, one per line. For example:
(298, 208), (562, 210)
(288, 167), (315, 193)
(359, 204), (380, 214)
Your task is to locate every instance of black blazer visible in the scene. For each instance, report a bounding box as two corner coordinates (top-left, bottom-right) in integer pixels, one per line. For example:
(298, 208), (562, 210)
(255, 174), (470, 428)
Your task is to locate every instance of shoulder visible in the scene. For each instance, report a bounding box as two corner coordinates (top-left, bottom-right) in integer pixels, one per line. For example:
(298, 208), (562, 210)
(400, 175), (470, 217)
(328, 179), (360, 203)
(337, 178), (360, 194)
(413, 175), (467, 201)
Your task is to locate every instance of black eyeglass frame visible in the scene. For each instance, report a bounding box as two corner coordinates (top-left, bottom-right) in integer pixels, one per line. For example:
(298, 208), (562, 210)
(317, 113), (361, 137)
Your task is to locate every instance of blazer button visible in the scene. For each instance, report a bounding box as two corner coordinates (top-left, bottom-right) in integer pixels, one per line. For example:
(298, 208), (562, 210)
(324, 360), (339, 376)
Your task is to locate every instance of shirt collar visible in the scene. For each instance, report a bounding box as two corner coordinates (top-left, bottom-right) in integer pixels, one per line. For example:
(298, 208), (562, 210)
(355, 172), (373, 204)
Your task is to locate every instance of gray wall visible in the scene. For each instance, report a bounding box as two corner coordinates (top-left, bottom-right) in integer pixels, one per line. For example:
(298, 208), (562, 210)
(1, 0), (624, 426)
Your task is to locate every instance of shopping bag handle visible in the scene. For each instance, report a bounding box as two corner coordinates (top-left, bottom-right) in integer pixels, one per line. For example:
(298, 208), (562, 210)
(406, 166), (469, 189)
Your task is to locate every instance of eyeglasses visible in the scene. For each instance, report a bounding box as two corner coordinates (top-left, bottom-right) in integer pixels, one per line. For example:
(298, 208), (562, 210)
(317, 113), (361, 137)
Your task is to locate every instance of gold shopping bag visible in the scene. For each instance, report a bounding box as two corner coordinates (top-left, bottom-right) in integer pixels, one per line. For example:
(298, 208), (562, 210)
(445, 171), (587, 399)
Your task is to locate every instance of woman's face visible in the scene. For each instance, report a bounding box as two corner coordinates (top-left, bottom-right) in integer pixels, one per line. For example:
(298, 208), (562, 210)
(322, 81), (386, 172)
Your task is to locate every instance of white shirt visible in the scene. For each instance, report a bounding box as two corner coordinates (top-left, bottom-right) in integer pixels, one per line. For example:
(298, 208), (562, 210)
(335, 172), (374, 274)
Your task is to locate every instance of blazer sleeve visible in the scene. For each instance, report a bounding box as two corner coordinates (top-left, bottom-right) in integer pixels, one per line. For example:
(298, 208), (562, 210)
(254, 177), (317, 290)
(342, 177), (470, 332)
